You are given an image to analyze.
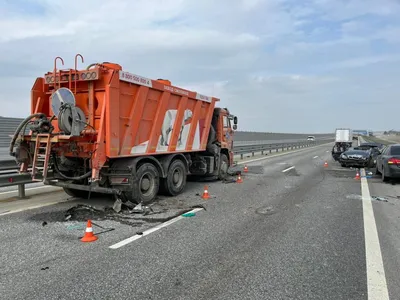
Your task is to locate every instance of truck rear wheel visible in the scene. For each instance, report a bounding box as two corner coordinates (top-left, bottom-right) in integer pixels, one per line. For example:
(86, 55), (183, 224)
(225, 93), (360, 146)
(134, 162), (160, 204)
(160, 159), (187, 196)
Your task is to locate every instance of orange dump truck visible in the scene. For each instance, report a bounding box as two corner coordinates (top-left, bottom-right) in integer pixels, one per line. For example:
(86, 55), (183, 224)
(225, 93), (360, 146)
(10, 54), (238, 205)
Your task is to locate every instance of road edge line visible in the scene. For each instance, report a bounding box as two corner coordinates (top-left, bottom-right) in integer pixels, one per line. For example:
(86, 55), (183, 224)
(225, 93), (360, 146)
(360, 168), (389, 300)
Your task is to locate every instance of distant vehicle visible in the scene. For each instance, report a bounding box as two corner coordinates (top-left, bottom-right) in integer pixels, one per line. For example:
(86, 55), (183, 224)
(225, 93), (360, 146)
(335, 128), (353, 143)
(375, 144), (400, 182)
(307, 136), (315, 141)
(332, 128), (353, 161)
(338, 147), (373, 168)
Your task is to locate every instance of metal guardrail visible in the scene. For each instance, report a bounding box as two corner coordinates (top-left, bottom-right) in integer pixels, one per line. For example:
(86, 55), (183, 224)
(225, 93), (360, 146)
(0, 138), (334, 199)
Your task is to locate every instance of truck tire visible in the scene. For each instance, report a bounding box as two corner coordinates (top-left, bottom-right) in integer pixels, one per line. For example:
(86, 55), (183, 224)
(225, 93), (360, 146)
(63, 187), (90, 199)
(134, 162), (160, 205)
(160, 159), (187, 196)
(218, 154), (229, 180)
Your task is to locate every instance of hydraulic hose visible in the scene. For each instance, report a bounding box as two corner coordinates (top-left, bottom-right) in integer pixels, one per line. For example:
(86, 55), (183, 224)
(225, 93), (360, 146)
(52, 154), (92, 181)
(9, 113), (46, 156)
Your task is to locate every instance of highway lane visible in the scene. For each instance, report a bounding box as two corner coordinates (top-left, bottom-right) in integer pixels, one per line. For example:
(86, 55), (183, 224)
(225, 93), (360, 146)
(0, 143), (395, 299)
(367, 175), (400, 299)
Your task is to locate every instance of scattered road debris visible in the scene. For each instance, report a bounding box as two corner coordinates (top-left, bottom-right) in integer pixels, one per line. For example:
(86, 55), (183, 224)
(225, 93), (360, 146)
(371, 196), (389, 202)
(182, 212), (196, 217)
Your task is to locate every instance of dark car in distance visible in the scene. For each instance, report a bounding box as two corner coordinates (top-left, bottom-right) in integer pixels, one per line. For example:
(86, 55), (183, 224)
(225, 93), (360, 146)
(375, 144), (400, 182)
(338, 147), (373, 168)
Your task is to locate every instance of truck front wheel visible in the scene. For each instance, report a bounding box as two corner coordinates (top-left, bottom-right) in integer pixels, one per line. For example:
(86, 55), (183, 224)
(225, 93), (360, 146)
(160, 159), (187, 196)
(135, 163), (160, 204)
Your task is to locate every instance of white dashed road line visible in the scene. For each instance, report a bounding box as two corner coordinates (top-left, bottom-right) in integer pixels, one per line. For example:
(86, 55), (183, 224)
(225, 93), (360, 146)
(282, 166), (295, 173)
(313, 156), (319, 159)
(360, 168), (389, 300)
(109, 208), (204, 249)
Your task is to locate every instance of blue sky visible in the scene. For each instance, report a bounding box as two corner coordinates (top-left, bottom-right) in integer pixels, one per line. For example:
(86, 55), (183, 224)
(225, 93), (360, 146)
(1, 0), (400, 133)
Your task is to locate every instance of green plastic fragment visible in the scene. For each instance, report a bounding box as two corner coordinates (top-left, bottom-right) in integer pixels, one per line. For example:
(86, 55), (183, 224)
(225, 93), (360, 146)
(182, 212), (196, 217)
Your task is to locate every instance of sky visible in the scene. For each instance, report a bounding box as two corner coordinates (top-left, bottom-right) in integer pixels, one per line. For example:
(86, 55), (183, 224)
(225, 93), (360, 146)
(1, 0), (400, 134)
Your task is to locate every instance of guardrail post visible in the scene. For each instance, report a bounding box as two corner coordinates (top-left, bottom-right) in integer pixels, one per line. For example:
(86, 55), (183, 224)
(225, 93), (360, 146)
(18, 184), (26, 199)
(240, 154), (243, 159)
(261, 150), (264, 155)
(252, 152), (254, 157)
(269, 148), (272, 153)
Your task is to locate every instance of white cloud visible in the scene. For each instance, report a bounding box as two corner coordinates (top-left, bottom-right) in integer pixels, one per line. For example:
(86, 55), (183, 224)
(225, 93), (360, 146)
(0, 0), (400, 132)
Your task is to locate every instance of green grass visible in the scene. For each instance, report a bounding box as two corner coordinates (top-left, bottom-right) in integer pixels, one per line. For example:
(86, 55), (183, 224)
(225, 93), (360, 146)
(362, 136), (392, 145)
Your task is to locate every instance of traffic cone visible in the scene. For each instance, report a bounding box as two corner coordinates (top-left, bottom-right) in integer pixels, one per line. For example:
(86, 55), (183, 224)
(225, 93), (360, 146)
(354, 171), (360, 180)
(202, 186), (210, 199)
(80, 220), (98, 242)
(236, 174), (243, 183)
(244, 165), (248, 173)
(324, 161), (328, 167)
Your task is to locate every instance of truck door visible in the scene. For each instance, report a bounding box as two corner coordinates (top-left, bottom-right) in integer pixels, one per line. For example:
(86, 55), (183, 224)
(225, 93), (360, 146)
(222, 114), (234, 150)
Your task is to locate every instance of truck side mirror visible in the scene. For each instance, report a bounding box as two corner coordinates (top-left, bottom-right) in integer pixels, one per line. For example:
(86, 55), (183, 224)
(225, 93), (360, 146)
(233, 124), (237, 130)
(233, 116), (238, 125)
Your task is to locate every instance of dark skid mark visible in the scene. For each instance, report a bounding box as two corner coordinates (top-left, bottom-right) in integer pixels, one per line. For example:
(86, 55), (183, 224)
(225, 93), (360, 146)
(242, 165), (265, 175)
(283, 168), (301, 177)
(326, 169), (357, 178)
(27, 201), (205, 227)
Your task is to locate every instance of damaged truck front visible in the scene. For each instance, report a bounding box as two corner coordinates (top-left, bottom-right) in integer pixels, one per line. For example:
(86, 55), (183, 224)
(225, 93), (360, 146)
(10, 55), (238, 206)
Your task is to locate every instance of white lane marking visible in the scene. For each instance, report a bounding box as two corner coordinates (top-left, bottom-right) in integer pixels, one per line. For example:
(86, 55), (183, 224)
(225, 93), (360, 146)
(236, 142), (332, 165)
(109, 208), (203, 249)
(282, 166), (295, 173)
(360, 168), (389, 300)
(313, 156), (319, 159)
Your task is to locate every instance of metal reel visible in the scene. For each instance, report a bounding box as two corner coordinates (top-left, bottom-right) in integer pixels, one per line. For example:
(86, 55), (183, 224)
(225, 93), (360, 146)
(58, 106), (86, 135)
(51, 88), (76, 114)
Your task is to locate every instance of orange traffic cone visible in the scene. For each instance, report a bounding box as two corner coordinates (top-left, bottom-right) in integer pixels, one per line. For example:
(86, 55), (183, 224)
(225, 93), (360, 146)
(202, 186), (210, 199)
(354, 171), (360, 180)
(236, 174), (243, 183)
(324, 161), (328, 167)
(244, 165), (248, 173)
(80, 220), (98, 242)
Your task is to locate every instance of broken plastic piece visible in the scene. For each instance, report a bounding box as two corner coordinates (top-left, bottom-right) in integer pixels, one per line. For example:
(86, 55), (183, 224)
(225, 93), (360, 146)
(113, 198), (122, 213)
(182, 212), (196, 217)
(371, 196), (388, 202)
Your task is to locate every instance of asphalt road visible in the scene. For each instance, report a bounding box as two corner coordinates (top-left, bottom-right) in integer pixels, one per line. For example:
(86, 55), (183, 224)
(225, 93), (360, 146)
(0, 143), (398, 299)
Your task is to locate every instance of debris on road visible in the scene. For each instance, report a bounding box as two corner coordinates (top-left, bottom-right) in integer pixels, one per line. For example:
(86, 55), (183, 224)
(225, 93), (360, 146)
(255, 206), (275, 216)
(182, 212), (196, 217)
(371, 196), (389, 202)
